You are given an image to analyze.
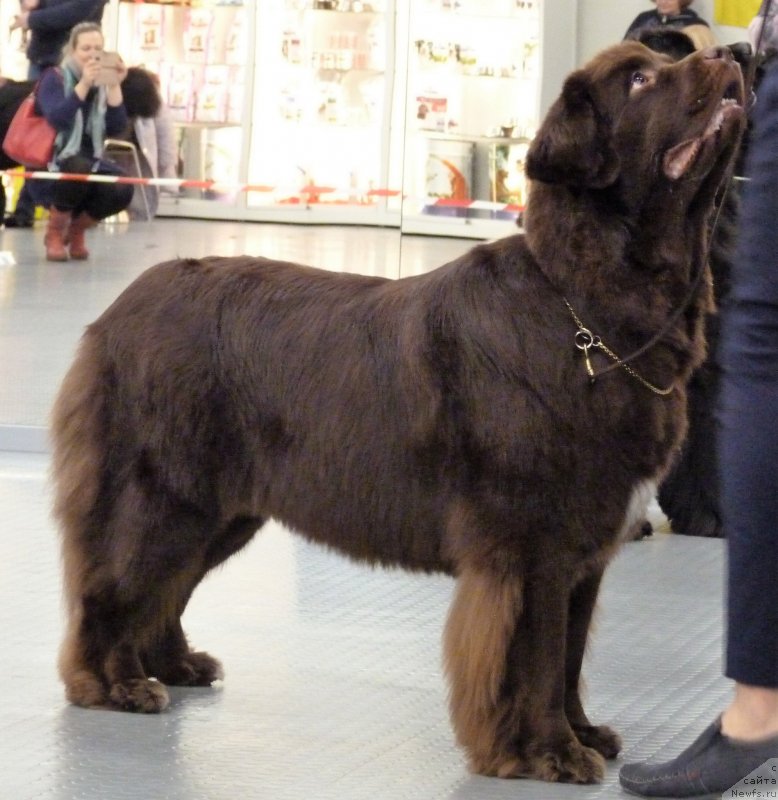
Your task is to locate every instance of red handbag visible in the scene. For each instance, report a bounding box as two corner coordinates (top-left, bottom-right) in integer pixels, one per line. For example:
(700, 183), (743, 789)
(2, 89), (57, 169)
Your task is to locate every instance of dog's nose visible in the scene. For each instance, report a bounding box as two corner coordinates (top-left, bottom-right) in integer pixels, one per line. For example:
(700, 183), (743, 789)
(701, 45), (733, 62)
(725, 42), (753, 71)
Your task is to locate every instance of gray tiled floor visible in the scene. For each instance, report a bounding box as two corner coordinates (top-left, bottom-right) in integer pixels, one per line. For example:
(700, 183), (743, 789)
(0, 218), (733, 799)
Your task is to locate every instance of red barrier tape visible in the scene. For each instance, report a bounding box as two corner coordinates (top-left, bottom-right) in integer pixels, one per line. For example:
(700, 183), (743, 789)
(1, 169), (522, 211)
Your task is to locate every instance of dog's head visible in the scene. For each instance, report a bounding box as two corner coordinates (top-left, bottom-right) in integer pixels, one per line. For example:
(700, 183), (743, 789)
(525, 42), (745, 198)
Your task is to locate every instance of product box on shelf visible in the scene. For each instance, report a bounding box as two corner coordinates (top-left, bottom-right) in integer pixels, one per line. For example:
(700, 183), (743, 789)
(415, 93), (448, 132)
(195, 65), (230, 123)
(166, 63), (199, 123)
(225, 9), (248, 65)
(136, 3), (164, 59)
(183, 8), (214, 64)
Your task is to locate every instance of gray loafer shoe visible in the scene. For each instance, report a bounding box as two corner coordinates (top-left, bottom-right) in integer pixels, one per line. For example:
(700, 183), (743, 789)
(619, 717), (778, 797)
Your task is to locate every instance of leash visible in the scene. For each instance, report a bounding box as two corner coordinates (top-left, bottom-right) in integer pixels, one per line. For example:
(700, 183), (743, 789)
(579, 5), (772, 389)
(564, 299), (674, 395)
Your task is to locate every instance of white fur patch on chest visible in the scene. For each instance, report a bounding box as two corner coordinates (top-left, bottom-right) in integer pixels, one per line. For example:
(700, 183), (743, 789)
(618, 479), (657, 543)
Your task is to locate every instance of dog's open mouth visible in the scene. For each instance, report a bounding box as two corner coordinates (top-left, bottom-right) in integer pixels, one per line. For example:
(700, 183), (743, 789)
(662, 83), (744, 180)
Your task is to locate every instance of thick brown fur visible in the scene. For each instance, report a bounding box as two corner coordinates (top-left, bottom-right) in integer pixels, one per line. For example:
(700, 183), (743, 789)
(51, 43), (745, 783)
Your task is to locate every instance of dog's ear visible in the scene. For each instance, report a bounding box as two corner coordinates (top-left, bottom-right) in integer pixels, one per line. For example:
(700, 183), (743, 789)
(525, 72), (620, 189)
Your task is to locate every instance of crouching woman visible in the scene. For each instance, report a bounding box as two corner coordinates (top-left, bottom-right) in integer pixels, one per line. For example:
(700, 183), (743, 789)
(29, 22), (133, 261)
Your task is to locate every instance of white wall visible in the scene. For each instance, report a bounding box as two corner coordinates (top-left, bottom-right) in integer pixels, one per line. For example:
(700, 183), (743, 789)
(577, 0), (750, 66)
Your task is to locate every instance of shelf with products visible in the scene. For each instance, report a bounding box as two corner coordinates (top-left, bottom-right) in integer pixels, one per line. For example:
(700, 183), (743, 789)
(100, 0), (575, 233)
(110, 0), (252, 206)
(400, 0), (567, 239)
(117, 0), (249, 125)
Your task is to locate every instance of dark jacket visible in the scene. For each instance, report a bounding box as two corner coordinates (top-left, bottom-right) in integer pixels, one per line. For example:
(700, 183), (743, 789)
(625, 9), (709, 38)
(36, 66), (126, 144)
(27, 66), (127, 208)
(26, 0), (107, 68)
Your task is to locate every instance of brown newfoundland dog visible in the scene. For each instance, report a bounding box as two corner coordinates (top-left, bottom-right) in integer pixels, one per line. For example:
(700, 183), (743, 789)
(51, 42), (744, 784)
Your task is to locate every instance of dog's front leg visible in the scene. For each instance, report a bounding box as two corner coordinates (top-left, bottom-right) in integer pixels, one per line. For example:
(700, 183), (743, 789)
(564, 568), (622, 759)
(505, 570), (607, 783)
(444, 565), (606, 783)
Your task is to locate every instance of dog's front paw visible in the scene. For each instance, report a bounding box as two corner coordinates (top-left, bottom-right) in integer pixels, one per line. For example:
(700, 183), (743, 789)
(108, 678), (170, 712)
(154, 651), (224, 687)
(527, 739), (606, 784)
(63, 668), (109, 709)
(475, 739), (605, 783)
(573, 723), (622, 759)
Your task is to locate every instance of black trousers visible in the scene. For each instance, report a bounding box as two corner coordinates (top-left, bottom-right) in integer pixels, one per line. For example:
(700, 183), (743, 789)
(719, 62), (778, 689)
(51, 155), (134, 220)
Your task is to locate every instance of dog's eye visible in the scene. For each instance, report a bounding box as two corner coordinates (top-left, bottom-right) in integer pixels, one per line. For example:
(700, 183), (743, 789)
(629, 70), (654, 95)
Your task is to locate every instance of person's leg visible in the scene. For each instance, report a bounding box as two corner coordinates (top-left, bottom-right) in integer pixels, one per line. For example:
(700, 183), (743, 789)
(79, 182), (134, 221)
(4, 183), (35, 227)
(66, 182), (133, 259)
(620, 374), (778, 796)
(42, 157), (92, 261)
(719, 350), (778, 744)
(719, 41), (778, 735)
(43, 207), (70, 261)
(717, 45), (778, 739)
(722, 685), (778, 741)
(50, 156), (93, 214)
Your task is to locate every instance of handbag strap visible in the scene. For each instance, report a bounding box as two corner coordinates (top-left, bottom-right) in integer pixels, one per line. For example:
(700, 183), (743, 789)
(30, 67), (62, 113)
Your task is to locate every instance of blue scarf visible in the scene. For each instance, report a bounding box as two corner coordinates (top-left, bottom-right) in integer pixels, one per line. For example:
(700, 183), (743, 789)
(54, 60), (107, 164)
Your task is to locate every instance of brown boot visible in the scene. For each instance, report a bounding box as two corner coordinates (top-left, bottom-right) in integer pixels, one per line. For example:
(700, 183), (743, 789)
(67, 212), (98, 260)
(44, 208), (71, 262)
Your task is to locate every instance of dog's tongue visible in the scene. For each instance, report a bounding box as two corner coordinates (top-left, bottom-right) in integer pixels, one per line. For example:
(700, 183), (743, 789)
(663, 138), (701, 180)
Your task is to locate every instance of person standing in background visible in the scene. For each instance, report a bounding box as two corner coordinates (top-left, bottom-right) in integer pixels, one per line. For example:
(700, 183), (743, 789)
(4, 0), (107, 228)
(624, 0), (717, 49)
(13, 0), (108, 79)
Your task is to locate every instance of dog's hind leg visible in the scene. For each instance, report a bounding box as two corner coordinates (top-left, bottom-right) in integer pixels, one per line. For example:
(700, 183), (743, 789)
(52, 335), (114, 710)
(58, 480), (226, 713)
(142, 515), (264, 687)
(564, 569), (622, 759)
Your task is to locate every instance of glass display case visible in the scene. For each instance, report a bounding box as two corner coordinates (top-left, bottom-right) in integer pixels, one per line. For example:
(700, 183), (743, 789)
(400, 0), (575, 238)
(110, 0), (252, 218)
(2, 0), (577, 236)
(244, 0), (403, 225)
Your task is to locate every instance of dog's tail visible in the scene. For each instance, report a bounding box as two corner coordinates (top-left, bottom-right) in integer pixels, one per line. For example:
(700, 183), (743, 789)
(51, 330), (117, 705)
(443, 566), (523, 776)
(50, 330), (107, 613)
